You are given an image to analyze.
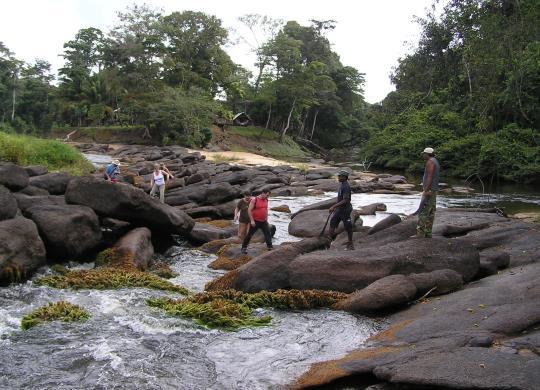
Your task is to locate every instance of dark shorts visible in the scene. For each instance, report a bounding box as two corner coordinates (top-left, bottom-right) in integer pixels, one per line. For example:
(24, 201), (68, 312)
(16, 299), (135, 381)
(329, 207), (353, 230)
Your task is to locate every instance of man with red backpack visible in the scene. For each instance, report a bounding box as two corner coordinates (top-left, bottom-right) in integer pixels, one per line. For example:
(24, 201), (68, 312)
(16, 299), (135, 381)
(241, 189), (273, 253)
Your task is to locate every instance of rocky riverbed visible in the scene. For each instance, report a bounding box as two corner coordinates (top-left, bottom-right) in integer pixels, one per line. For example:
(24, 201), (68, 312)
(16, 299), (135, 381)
(1, 143), (539, 389)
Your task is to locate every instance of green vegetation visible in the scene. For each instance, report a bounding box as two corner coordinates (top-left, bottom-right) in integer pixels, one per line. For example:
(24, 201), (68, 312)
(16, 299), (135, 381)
(230, 126), (307, 159)
(211, 153), (241, 163)
(1, 2), (538, 181)
(362, 0), (540, 183)
(34, 267), (190, 294)
(148, 289), (346, 330)
(21, 301), (90, 330)
(0, 131), (94, 175)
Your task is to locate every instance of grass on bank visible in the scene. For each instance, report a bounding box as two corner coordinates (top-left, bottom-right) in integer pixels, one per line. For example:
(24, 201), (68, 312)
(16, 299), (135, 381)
(21, 301), (90, 330)
(0, 131), (94, 175)
(211, 153), (241, 163)
(229, 126), (308, 160)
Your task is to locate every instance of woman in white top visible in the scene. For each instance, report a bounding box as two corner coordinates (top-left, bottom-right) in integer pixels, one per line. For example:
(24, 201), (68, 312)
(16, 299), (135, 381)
(150, 164), (170, 203)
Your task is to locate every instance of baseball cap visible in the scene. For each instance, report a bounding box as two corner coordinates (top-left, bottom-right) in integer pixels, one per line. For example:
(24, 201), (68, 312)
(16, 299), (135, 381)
(337, 170), (350, 177)
(422, 147), (434, 155)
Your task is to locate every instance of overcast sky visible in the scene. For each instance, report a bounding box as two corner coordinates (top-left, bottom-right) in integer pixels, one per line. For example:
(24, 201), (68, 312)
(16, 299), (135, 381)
(0, 0), (434, 103)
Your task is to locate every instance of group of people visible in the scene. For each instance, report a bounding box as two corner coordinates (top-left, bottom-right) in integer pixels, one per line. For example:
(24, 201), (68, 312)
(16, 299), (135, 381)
(106, 146), (440, 253)
(234, 146), (440, 253)
(104, 160), (174, 204)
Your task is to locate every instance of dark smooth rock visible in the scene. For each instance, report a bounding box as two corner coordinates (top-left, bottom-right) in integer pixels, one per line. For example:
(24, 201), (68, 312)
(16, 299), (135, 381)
(65, 176), (194, 235)
(0, 162), (29, 191)
(232, 237), (332, 293)
(407, 269), (463, 295)
(29, 172), (72, 195)
(0, 185), (18, 221)
(17, 185), (49, 196)
(288, 238), (479, 293)
(358, 203), (387, 215)
(335, 275), (418, 313)
(290, 198), (336, 219)
(14, 193), (66, 212)
(23, 204), (102, 260)
(368, 214), (402, 235)
(0, 217), (46, 285)
(24, 165), (48, 177)
(113, 227), (154, 270)
(289, 209), (359, 238)
(188, 222), (237, 244)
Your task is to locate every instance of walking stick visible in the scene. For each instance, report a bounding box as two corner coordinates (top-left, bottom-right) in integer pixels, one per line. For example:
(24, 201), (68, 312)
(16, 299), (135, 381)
(319, 211), (334, 237)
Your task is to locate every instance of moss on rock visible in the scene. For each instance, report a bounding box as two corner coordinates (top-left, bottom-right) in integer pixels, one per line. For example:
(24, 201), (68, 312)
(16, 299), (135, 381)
(148, 288), (347, 330)
(34, 267), (189, 294)
(21, 301), (90, 330)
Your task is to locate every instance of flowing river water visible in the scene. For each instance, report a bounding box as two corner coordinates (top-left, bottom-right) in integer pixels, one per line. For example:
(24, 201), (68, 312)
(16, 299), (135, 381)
(2, 157), (540, 389)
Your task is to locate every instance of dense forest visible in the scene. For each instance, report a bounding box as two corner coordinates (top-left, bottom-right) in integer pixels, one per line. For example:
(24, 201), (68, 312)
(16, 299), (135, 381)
(0, 0), (538, 182)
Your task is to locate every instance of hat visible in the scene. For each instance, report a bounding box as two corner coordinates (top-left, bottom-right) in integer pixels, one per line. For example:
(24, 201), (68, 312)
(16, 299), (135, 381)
(112, 159), (121, 166)
(337, 170), (350, 177)
(422, 147), (434, 155)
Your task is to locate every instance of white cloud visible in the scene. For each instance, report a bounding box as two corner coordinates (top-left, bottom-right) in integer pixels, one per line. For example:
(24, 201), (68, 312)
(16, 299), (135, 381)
(0, 0), (433, 103)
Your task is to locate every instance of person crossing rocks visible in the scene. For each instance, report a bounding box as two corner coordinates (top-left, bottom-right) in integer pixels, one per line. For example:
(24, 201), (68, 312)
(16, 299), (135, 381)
(328, 170), (354, 250)
(241, 189), (273, 254)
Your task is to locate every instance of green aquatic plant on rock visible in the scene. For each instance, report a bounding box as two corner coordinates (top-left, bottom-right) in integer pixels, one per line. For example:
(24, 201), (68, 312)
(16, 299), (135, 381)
(34, 267), (189, 294)
(147, 289), (347, 330)
(148, 297), (272, 330)
(21, 301), (90, 330)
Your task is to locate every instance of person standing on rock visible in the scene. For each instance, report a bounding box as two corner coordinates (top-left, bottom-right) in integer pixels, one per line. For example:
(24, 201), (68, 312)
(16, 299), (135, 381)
(150, 164), (171, 204)
(241, 189), (273, 253)
(414, 147), (440, 238)
(234, 193), (252, 241)
(328, 170), (354, 250)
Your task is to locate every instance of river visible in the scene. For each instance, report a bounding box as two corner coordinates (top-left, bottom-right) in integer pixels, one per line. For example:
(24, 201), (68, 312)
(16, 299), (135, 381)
(1, 157), (539, 389)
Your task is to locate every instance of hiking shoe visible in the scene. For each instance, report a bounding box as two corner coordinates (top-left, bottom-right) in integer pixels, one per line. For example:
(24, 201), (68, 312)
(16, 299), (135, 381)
(345, 242), (355, 251)
(241, 247), (248, 254)
(267, 247), (274, 251)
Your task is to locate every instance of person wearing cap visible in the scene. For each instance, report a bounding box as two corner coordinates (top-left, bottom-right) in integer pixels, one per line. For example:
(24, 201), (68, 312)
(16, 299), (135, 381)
(105, 160), (121, 182)
(328, 170), (354, 250)
(150, 163), (171, 203)
(414, 147), (440, 237)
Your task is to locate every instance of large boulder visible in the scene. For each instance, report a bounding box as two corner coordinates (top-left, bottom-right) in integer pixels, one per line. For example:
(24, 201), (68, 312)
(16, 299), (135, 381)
(188, 222), (237, 244)
(29, 172), (72, 195)
(368, 214), (402, 235)
(229, 237), (332, 293)
(291, 198), (337, 219)
(0, 185), (18, 221)
(0, 217), (46, 285)
(288, 209), (360, 237)
(334, 275), (418, 313)
(297, 264), (540, 390)
(113, 227), (154, 270)
(407, 269), (464, 295)
(14, 193), (66, 212)
(65, 177), (194, 235)
(358, 203), (387, 215)
(23, 204), (102, 260)
(288, 238), (479, 292)
(24, 165), (48, 177)
(18, 185), (49, 196)
(0, 162), (29, 191)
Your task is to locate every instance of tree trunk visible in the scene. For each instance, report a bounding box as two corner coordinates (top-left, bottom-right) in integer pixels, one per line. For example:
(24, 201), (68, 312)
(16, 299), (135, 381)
(265, 103), (272, 129)
(11, 86), (16, 122)
(299, 110), (308, 138)
(310, 109), (319, 140)
(279, 98), (296, 143)
(464, 58), (472, 98)
(254, 61), (267, 95)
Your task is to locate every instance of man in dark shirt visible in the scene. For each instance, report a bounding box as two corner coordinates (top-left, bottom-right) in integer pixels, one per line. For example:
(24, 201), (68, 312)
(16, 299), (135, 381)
(414, 147), (440, 238)
(328, 170), (354, 250)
